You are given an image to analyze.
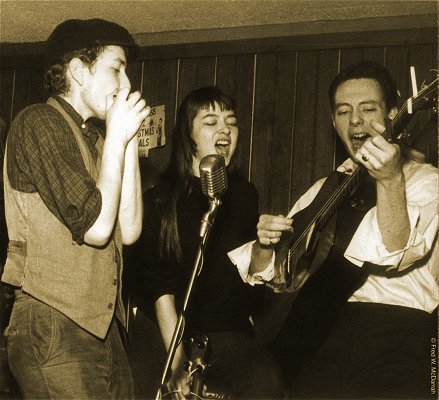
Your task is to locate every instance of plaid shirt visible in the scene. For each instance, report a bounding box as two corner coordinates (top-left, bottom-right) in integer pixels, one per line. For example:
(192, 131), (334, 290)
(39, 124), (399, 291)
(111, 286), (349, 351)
(6, 96), (102, 244)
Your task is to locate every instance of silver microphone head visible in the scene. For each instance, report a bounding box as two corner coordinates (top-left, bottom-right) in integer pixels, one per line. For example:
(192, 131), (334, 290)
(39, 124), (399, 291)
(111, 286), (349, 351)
(199, 154), (228, 199)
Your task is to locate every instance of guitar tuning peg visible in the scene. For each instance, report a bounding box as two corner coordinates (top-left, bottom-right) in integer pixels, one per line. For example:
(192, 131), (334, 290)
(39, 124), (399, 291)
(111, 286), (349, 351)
(410, 66), (418, 97)
(396, 130), (411, 144)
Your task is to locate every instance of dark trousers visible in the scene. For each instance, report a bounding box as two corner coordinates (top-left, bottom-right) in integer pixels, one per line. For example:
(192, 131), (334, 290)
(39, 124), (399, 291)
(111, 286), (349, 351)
(289, 302), (437, 399)
(5, 290), (134, 399)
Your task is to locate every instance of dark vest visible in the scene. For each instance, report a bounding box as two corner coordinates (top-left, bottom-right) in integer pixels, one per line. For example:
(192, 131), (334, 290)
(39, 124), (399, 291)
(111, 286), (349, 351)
(2, 98), (124, 339)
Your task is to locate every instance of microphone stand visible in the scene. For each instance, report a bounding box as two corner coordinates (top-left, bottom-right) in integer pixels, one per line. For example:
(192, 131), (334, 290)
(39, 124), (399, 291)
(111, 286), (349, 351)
(155, 198), (222, 400)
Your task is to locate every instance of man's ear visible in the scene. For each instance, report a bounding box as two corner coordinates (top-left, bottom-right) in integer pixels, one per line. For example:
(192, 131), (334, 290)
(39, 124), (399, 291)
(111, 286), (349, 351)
(68, 58), (85, 86)
(388, 106), (398, 120)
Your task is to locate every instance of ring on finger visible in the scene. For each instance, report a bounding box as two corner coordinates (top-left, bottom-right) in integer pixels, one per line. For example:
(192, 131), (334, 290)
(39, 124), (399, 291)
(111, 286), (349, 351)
(361, 152), (370, 162)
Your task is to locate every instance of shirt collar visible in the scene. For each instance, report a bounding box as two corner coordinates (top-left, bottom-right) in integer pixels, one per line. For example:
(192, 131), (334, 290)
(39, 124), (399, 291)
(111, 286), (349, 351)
(53, 96), (99, 144)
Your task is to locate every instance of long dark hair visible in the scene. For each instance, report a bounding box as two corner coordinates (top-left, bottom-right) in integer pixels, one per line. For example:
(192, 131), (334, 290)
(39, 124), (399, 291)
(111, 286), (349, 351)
(159, 86), (239, 262)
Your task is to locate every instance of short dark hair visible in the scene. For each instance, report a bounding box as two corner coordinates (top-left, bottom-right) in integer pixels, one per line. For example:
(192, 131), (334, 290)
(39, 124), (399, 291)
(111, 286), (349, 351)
(44, 18), (137, 96)
(44, 46), (106, 96)
(328, 61), (398, 112)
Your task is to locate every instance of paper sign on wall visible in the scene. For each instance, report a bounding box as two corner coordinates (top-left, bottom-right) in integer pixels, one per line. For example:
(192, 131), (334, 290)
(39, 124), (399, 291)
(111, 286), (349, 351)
(137, 105), (165, 157)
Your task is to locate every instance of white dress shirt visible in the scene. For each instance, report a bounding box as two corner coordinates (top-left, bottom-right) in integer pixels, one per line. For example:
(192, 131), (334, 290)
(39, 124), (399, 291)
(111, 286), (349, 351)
(228, 159), (439, 313)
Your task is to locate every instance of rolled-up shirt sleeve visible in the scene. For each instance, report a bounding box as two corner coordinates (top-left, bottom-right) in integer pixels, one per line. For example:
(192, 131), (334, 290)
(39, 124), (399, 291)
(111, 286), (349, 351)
(345, 162), (438, 272)
(228, 240), (275, 285)
(228, 177), (326, 285)
(7, 104), (101, 244)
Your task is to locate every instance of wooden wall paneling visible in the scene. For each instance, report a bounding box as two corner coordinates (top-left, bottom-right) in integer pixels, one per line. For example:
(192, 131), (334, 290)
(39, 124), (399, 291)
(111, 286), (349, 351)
(11, 67), (45, 119)
(363, 47), (386, 65)
(214, 56), (237, 93)
(270, 51), (297, 214)
(408, 43), (436, 87)
(139, 58), (179, 190)
(385, 46), (410, 105)
(216, 54), (255, 180)
(126, 60), (143, 92)
(339, 47), (364, 71)
(0, 69), (14, 127)
(250, 53), (278, 214)
(176, 57), (216, 105)
(313, 49), (339, 178)
(289, 50), (319, 207)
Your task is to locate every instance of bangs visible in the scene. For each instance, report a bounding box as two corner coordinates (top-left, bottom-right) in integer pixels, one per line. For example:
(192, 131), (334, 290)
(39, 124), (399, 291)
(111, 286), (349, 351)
(195, 89), (235, 113)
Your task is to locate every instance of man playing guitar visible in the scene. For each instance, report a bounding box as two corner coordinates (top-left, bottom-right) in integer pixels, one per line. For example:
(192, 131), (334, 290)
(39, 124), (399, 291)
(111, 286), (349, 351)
(229, 61), (438, 399)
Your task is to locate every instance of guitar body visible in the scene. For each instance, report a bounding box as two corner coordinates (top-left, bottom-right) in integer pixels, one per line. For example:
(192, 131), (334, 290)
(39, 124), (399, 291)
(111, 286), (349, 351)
(272, 171), (344, 292)
(255, 172), (342, 341)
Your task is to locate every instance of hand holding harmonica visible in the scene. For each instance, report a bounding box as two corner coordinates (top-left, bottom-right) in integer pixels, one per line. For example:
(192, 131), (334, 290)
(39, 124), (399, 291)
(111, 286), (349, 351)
(106, 87), (150, 146)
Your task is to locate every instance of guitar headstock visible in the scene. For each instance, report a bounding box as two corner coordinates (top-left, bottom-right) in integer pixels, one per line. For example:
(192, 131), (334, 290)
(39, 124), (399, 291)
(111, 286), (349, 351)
(412, 76), (438, 113)
(389, 75), (438, 144)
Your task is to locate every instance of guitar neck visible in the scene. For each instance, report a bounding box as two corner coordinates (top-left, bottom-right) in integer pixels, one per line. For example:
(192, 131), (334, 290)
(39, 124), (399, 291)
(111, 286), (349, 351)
(315, 166), (366, 230)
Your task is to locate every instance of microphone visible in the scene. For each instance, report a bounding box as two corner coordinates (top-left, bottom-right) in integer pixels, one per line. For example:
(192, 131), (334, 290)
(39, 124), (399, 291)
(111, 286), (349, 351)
(199, 154), (227, 237)
(199, 154), (228, 199)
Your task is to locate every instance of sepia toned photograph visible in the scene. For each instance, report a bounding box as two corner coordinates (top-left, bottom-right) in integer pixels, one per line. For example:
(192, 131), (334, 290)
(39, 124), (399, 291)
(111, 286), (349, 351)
(0, 1), (437, 399)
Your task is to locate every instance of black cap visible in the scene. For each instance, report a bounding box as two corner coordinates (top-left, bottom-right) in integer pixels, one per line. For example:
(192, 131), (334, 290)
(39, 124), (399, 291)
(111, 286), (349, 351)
(45, 18), (139, 67)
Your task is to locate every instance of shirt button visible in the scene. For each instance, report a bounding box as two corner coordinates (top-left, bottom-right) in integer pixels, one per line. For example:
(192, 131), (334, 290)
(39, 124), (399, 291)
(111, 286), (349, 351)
(108, 303), (113, 309)
(255, 275), (263, 281)
(113, 279), (117, 286)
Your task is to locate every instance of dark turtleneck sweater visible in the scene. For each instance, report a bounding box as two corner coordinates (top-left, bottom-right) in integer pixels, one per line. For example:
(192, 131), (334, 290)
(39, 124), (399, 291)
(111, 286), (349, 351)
(127, 173), (264, 334)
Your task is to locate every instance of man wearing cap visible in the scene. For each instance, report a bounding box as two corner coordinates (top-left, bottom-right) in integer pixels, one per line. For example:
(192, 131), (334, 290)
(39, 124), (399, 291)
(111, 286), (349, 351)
(2, 19), (149, 398)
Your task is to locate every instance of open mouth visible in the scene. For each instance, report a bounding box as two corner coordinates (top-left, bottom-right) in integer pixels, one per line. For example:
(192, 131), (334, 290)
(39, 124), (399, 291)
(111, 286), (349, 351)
(215, 139), (230, 157)
(351, 133), (370, 150)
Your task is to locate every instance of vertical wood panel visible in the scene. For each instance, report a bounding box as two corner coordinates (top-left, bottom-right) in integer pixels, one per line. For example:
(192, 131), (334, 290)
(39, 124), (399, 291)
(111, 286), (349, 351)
(272, 52), (297, 214)
(363, 47), (386, 65)
(140, 58), (179, 190)
(216, 54), (255, 180)
(251, 53), (277, 213)
(177, 57), (216, 105)
(339, 48), (364, 71)
(127, 60), (143, 92)
(314, 50), (339, 177)
(290, 50), (319, 206)
(385, 46), (410, 105)
(408, 44), (436, 86)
